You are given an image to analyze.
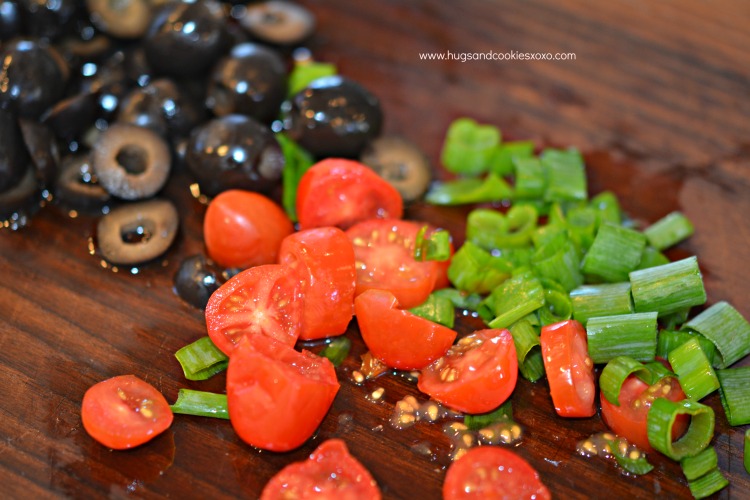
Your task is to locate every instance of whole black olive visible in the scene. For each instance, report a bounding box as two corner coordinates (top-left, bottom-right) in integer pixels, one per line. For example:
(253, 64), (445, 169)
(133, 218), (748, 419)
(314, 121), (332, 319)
(86, 0), (154, 39)
(206, 42), (287, 124)
(360, 136), (432, 202)
(173, 254), (222, 309)
(18, 118), (60, 188)
(41, 91), (98, 143)
(0, 0), (22, 41)
(0, 108), (30, 192)
(0, 166), (38, 224)
(286, 75), (382, 158)
(239, 0), (315, 46)
(19, 0), (79, 41)
(185, 114), (284, 197)
(55, 153), (111, 210)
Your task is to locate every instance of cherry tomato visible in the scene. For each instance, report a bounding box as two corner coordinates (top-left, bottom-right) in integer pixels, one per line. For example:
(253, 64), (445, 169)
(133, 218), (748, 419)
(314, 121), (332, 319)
(81, 375), (173, 450)
(443, 446), (551, 500)
(418, 329), (518, 414)
(346, 219), (443, 309)
(296, 158), (403, 230)
(601, 370), (688, 453)
(539, 320), (596, 418)
(261, 439), (381, 500)
(227, 335), (340, 452)
(205, 264), (302, 355)
(278, 227), (356, 340)
(204, 189), (294, 269)
(355, 288), (457, 370)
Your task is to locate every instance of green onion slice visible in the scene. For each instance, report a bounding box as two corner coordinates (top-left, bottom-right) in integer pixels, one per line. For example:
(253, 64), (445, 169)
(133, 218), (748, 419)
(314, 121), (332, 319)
(489, 140), (534, 176)
(431, 288), (483, 312)
(683, 301), (750, 369)
(570, 282), (633, 326)
(440, 118), (500, 175)
(609, 436), (654, 475)
(175, 336), (229, 381)
(509, 318), (545, 382)
(581, 223), (646, 283)
(629, 256), (707, 317)
(447, 241), (513, 294)
(745, 429), (750, 474)
(680, 446), (719, 481)
(414, 226), (451, 262)
(513, 157), (547, 199)
(538, 288), (573, 326)
(409, 293), (455, 328)
(667, 337), (719, 401)
(687, 468), (729, 499)
(636, 360), (675, 386)
(532, 231), (583, 292)
(585, 312), (658, 364)
(656, 329), (717, 366)
(599, 356), (651, 406)
(170, 389), (229, 419)
(716, 366), (750, 426)
(589, 190), (621, 226)
(319, 336), (352, 367)
(277, 133), (314, 221)
(425, 173), (514, 205)
(288, 60), (337, 96)
(464, 400), (513, 430)
(483, 271), (545, 329)
(643, 211), (694, 251)
(636, 246), (670, 270)
(647, 398), (715, 461)
(540, 148), (587, 202)
(466, 205), (538, 250)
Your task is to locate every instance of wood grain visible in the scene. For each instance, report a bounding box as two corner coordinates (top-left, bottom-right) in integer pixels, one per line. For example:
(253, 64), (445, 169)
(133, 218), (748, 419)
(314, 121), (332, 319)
(1, 0), (749, 498)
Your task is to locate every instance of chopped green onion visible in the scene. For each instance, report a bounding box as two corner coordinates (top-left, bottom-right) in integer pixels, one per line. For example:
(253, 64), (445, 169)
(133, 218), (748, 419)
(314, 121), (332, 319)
(540, 148), (587, 202)
(681, 446), (719, 481)
(629, 256), (707, 317)
(170, 389), (229, 419)
(288, 60), (337, 96)
(493, 247), (533, 267)
(409, 293), (455, 328)
(319, 336), (352, 367)
(656, 329), (717, 365)
(716, 366), (750, 426)
(647, 398), (714, 461)
(570, 282), (633, 325)
(509, 318), (545, 382)
(745, 429), (750, 474)
(636, 360), (676, 386)
(489, 140), (534, 176)
(414, 226), (451, 261)
(531, 232), (583, 292)
(589, 191), (621, 226)
(660, 307), (690, 330)
(599, 356), (650, 406)
(636, 246), (670, 270)
(686, 468), (729, 499)
(643, 211), (694, 251)
(564, 204), (599, 251)
(175, 336), (229, 381)
(667, 338), (719, 401)
(464, 400), (513, 429)
(585, 312), (658, 363)
(538, 288), (573, 326)
(608, 436), (654, 475)
(683, 301), (750, 369)
(441, 118), (500, 175)
(431, 288), (483, 312)
(483, 271), (545, 329)
(277, 133), (314, 221)
(513, 157), (547, 199)
(466, 205), (538, 250)
(581, 223), (646, 283)
(425, 173), (514, 205)
(447, 241), (513, 294)
(532, 223), (567, 249)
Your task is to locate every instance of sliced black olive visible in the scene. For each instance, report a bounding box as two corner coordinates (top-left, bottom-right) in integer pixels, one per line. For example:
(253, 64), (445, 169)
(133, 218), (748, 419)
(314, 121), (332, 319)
(19, 0), (80, 41)
(40, 91), (98, 143)
(360, 136), (432, 202)
(173, 254), (222, 309)
(0, 0), (22, 41)
(86, 0), (154, 39)
(55, 154), (111, 210)
(18, 118), (60, 189)
(0, 166), (39, 222)
(92, 123), (171, 200)
(0, 108), (30, 192)
(96, 198), (178, 265)
(239, 0), (315, 46)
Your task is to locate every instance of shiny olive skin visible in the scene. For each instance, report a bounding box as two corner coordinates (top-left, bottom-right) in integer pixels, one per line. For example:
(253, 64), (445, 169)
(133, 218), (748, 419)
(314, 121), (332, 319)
(0, 108), (30, 192)
(0, 0), (22, 40)
(18, 118), (59, 188)
(19, 0), (80, 41)
(286, 75), (382, 158)
(185, 114), (284, 197)
(173, 254), (222, 310)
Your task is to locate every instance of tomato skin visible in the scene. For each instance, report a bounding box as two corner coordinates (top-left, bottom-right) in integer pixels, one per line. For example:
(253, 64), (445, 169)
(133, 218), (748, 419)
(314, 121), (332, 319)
(81, 375), (173, 450)
(540, 320), (596, 418)
(418, 329), (518, 414)
(204, 190), (294, 269)
(261, 439), (381, 500)
(355, 289), (457, 370)
(205, 264), (302, 355)
(279, 227), (356, 340)
(443, 446), (551, 500)
(296, 158), (403, 230)
(227, 335), (340, 452)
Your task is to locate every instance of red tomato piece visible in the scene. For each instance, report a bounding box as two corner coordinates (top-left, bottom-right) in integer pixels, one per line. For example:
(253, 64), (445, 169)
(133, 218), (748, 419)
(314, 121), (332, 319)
(296, 158), (403, 230)
(261, 439), (381, 500)
(601, 371), (688, 453)
(347, 219), (443, 309)
(204, 189), (294, 269)
(539, 320), (596, 418)
(205, 264), (302, 356)
(81, 375), (173, 450)
(279, 227), (356, 340)
(227, 335), (340, 452)
(418, 329), (518, 414)
(355, 289), (457, 370)
(443, 446), (551, 500)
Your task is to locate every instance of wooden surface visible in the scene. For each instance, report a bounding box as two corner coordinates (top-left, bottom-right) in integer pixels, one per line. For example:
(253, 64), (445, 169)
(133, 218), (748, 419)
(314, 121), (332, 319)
(2, 0), (750, 498)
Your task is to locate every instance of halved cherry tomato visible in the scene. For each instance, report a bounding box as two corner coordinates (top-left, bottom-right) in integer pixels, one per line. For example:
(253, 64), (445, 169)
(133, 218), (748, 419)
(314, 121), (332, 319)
(443, 446), (551, 500)
(81, 375), (173, 450)
(601, 368), (688, 453)
(227, 335), (340, 452)
(278, 227), (356, 340)
(261, 439), (381, 500)
(204, 189), (294, 269)
(205, 264), (302, 355)
(540, 319), (596, 418)
(418, 329), (518, 414)
(355, 289), (457, 370)
(346, 219), (443, 309)
(296, 158), (403, 230)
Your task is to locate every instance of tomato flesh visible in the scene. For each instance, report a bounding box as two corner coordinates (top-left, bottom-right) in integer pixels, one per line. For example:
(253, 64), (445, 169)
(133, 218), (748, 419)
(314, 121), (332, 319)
(418, 329), (518, 414)
(540, 320), (596, 418)
(355, 288), (457, 370)
(261, 439), (381, 500)
(227, 335), (340, 452)
(205, 264), (302, 356)
(81, 375), (173, 450)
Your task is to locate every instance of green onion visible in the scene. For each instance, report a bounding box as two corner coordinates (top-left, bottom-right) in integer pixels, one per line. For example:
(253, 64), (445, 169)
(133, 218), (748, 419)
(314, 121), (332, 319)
(589, 191), (621, 226)
(493, 247), (533, 267)
(466, 205), (538, 250)
(629, 256), (707, 317)
(667, 338), (719, 401)
(564, 204), (599, 251)
(585, 312), (658, 363)
(538, 288), (573, 326)
(464, 400), (513, 429)
(636, 360), (676, 386)
(745, 429), (750, 474)
(170, 389), (229, 419)
(175, 336), (229, 381)
(532, 223), (567, 249)
(540, 148), (587, 202)
(441, 118), (500, 175)
(513, 157), (547, 199)
(643, 211), (694, 251)
(277, 133), (314, 221)
(425, 173), (514, 205)
(716, 366), (750, 426)
(647, 398), (714, 461)
(431, 288), (483, 312)
(532, 232), (583, 292)
(319, 336), (352, 367)
(483, 271), (545, 329)
(447, 241), (513, 294)
(660, 307), (690, 330)
(489, 140), (534, 176)
(681, 446), (719, 481)
(409, 293), (455, 328)
(656, 329), (717, 365)
(581, 223), (646, 283)
(636, 246), (670, 270)
(414, 226), (451, 261)
(687, 468), (729, 499)
(608, 436), (654, 475)
(509, 318), (545, 382)
(599, 356), (650, 406)
(288, 60), (337, 96)
(683, 301), (750, 369)
(570, 282), (633, 325)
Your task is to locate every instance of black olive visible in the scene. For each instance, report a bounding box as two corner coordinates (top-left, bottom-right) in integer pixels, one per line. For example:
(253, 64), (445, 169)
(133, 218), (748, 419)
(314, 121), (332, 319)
(173, 254), (222, 309)
(18, 118), (60, 189)
(0, 0), (22, 41)
(19, 0), (80, 41)
(0, 166), (38, 223)
(0, 108), (30, 192)
(239, 0), (315, 46)
(55, 154), (111, 210)
(185, 114), (284, 197)
(96, 198), (178, 265)
(206, 42), (287, 124)
(92, 123), (171, 200)
(41, 91), (98, 143)
(86, 0), (154, 39)
(360, 136), (432, 202)
(286, 75), (382, 158)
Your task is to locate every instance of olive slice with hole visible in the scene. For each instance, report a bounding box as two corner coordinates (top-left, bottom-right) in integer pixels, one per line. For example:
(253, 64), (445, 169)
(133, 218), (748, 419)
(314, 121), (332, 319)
(360, 135), (432, 202)
(92, 123), (171, 200)
(55, 154), (111, 210)
(96, 198), (178, 265)
(239, 0), (315, 46)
